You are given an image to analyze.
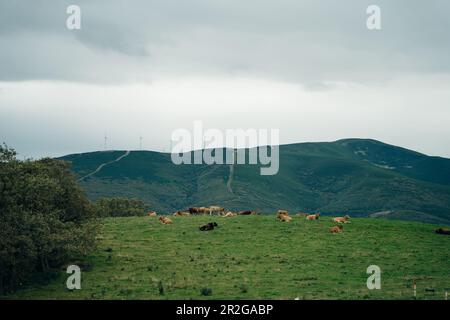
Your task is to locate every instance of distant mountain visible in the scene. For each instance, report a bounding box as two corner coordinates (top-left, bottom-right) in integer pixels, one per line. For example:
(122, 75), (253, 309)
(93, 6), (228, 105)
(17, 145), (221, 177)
(59, 139), (450, 224)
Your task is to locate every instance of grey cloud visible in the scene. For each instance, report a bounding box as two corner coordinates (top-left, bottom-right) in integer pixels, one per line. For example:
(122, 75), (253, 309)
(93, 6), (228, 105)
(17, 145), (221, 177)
(0, 0), (449, 85)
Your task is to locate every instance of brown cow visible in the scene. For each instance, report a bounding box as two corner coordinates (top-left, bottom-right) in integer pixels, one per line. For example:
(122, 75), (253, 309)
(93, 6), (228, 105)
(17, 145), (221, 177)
(209, 206), (225, 215)
(330, 225), (343, 233)
(279, 214), (292, 222)
(188, 207), (199, 215)
(306, 213), (320, 220)
(159, 216), (172, 224)
(333, 215), (351, 224)
(147, 211), (157, 217)
(276, 210), (289, 219)
(189, 207), (209, 215)
(277, 210), (288, 216)
(173, 211), (190, 216)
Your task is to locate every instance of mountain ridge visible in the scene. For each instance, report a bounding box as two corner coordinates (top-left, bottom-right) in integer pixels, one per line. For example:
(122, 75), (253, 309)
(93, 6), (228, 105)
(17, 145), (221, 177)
(59, 139), (450, 224)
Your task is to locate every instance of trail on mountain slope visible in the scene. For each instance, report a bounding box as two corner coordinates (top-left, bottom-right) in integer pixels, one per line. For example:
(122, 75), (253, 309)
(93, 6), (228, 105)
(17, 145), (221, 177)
(226, 150), (236, 194)
(77, 150), (130, 182)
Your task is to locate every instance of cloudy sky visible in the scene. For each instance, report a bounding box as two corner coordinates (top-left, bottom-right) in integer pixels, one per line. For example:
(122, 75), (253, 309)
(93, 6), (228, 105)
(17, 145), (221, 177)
(1, 0), (450, 158)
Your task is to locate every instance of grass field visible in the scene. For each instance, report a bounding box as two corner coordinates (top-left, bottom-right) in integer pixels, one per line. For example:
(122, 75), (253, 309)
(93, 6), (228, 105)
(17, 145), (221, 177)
(4, 215), (450, 300)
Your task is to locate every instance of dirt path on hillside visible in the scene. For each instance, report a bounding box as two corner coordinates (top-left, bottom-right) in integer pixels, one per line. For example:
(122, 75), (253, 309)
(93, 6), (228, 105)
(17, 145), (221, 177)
(226, 149), (236, 194)
(77, 150), (130, 182)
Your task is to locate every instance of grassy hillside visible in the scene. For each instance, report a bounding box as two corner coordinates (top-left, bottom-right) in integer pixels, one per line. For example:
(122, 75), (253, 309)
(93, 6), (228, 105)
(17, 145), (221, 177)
(59, 139), (450, 224)
(4, 216), (450, 300)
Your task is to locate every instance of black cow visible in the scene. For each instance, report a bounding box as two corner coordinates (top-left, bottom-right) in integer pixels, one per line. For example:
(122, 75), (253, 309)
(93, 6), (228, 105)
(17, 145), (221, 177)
(199, 222), (218, 231)
(238, 210), (256, 215)
(435, 228), (450, 235)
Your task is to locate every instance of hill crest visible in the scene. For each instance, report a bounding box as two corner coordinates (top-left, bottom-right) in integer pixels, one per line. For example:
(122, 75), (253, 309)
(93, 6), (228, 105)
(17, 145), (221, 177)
(59, 139), (450, 224)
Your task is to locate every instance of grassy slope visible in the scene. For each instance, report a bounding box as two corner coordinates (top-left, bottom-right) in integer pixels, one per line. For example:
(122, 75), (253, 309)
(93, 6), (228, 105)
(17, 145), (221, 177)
(60, 140), (450, 223)
(5, 216), (450, 300)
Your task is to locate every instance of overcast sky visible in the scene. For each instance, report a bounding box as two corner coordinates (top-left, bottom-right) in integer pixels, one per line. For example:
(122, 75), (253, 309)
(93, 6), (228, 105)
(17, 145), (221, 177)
(1, 0), (450, 158)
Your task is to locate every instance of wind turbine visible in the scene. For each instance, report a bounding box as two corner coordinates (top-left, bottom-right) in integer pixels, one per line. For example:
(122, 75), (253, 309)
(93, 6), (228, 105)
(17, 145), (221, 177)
(104, 133), (108, 151)
(139, 136), (143, 150)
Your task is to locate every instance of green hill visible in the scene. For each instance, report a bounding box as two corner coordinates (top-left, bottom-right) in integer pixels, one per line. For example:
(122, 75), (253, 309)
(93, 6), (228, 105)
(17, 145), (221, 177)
(4, 216), (450, 299)
(59, 139), (450, 224)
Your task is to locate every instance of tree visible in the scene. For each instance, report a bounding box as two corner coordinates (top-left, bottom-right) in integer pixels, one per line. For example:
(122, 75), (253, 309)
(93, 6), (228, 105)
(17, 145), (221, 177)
(0, 144), (98, 294)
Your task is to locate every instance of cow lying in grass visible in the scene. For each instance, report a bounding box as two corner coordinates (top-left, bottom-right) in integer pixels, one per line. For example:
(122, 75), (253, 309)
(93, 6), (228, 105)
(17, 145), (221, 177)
(276, 210), (292, 222)
(159, 216), (172, 224)
(223, 211), (237, 217)
(147, 211), (157, 217)
(333, 215), (351, 223)
(279, 214), (292, 222)
(238, 210), (257, 215)
(330, 225), (343, 233)
(189, 207), (210, 215)
(199, 222), (218, 231)
(306, 213), (320, 220)
(173, 211), (190, 216)
(435, 228), (450, 235)
(277, 210), (288, 218)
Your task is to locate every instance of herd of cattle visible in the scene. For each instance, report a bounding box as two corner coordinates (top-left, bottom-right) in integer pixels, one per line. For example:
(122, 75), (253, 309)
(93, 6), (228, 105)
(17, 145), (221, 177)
(147, 206), (352, 233)
(147, 207), (450, 236)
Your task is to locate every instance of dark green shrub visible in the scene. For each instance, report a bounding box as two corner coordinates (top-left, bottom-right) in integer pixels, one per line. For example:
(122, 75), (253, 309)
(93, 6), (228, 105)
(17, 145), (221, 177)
(0, 143), (98, 294)
(95, 197), (149, 217)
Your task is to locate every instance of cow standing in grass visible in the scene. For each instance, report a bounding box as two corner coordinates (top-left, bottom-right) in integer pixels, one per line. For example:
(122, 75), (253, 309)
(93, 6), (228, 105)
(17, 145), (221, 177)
(209, 206), (225, 216)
